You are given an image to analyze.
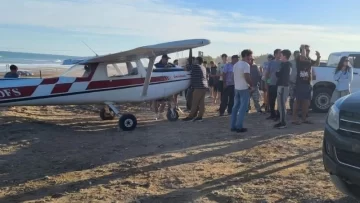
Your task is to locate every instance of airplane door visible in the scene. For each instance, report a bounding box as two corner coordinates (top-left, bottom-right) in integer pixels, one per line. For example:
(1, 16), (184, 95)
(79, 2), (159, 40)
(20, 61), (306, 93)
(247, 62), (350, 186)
(162, 72), (170, 98)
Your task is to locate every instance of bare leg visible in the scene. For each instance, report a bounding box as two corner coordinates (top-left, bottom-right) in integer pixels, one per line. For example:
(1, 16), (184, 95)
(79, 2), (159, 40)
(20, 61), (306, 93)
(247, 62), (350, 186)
(302, 100), (312, 123)
(213, 91), (218, 104)
(292, 100), (301, 124)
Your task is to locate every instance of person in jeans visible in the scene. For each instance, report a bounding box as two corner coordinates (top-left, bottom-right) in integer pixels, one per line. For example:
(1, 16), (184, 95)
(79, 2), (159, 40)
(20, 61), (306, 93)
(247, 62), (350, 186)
(208, 61), (219, 103)
(274, 49), (292, 129)
(231, 50), (254, 133)
(217, 54), (228, 110)
(265, 49), (282, 121)
(260, 55), (274, 112)
(185, 57), (195, 111)
(330, 56), (353, 104)
(219, 55), (238, 116)
(182, 56), (208, 122)
(292, 44), (320, 124)
(249, 60), (262, 113)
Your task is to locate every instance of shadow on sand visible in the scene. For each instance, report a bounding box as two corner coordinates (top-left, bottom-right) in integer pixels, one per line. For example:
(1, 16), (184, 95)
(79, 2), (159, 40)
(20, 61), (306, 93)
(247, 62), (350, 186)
(0, 106), (329, 202)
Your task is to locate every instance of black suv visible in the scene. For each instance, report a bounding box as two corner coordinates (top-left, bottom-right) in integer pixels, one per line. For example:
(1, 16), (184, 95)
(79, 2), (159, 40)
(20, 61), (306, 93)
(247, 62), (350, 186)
(323, 91), (360, 199)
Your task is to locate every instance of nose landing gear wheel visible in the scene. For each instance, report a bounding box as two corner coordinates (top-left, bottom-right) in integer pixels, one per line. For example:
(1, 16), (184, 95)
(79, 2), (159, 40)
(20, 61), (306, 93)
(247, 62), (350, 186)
(100, 108), (115, 120)
(119, 114), (137, 131)
(167, 109), (179, 121)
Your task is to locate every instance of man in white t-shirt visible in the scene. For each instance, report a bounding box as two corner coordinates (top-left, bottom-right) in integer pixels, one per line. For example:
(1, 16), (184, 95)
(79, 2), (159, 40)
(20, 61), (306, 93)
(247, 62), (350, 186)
(231, 49), (254, 133)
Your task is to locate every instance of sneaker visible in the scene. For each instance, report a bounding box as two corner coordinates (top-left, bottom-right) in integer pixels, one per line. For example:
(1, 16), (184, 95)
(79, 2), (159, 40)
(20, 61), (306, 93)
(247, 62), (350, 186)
(219, 113), (225, 117)
(274, 122), (287, 129)
(236, 128), (247, 133)
(193, 117), (203, 122)
(257, 110), (264, 114)
(182, 117), (194, 121)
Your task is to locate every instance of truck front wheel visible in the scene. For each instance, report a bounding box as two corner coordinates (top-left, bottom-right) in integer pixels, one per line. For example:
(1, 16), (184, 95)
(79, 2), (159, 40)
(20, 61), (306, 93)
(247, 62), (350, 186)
(311, 87), (333, 113)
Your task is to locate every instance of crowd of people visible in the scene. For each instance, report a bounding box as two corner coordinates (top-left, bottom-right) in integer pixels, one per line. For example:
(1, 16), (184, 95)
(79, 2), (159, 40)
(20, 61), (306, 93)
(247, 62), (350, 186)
(177, 44), (352, 132)
(4, 47), (353, 129)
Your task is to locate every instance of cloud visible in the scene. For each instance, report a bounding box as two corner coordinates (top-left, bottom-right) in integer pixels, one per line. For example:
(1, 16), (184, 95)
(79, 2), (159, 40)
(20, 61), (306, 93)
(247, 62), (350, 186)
(1, 0), (360, 57)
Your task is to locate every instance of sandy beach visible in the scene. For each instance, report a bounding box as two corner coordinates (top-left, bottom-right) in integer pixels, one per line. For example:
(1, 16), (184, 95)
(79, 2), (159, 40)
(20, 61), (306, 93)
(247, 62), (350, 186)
(0, 94), (359, 203)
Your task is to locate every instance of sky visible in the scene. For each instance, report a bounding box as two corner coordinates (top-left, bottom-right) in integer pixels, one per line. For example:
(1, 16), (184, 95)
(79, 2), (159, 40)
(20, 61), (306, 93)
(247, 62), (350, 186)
(1, 0), (360, 60)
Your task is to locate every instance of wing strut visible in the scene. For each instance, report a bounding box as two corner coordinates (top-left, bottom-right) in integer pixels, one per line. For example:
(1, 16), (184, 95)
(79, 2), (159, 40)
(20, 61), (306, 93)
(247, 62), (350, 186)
(141, 57), (156, 97)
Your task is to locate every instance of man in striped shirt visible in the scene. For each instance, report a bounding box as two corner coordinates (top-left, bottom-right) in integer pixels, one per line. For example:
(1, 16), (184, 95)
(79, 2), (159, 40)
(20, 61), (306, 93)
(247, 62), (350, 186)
(182, 57), (208, 122)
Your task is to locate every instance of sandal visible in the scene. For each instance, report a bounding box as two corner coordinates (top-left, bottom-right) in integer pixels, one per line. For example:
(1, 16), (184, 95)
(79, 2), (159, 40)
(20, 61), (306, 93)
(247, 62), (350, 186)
(302, 120), (313, 124)
(292, 121), (301, 125)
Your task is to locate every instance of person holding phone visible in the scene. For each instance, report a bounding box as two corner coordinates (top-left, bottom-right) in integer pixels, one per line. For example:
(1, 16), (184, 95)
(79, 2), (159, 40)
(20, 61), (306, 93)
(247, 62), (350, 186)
(330, 56), (353, 104)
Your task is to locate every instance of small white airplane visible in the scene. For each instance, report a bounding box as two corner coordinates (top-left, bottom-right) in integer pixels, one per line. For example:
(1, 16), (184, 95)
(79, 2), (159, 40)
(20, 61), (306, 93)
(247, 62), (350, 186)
(0, 39), (211, 131)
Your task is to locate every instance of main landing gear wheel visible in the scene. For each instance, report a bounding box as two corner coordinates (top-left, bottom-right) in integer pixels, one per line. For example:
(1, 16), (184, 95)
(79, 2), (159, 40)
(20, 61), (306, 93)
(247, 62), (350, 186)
(167, 108), (179, 121)
(100, 108), (115, 120)
(118, 114), (137, 131)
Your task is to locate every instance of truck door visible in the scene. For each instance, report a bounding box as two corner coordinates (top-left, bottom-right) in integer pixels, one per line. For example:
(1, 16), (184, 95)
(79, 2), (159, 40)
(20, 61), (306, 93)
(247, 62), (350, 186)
(349, 54), (360, 93)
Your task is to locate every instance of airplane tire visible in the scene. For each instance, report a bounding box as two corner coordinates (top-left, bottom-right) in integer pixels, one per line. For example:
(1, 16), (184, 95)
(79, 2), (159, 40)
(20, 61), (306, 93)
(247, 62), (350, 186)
(100, 108), (115, 120)
(119, 114), (137, 131)
(167, 109), (179, 122)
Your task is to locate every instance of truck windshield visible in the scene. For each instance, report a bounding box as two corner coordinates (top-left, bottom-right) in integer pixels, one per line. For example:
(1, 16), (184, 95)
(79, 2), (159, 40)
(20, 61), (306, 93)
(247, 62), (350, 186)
(328, 53), (360, 68)
(327, 54), (341, 67)
(348, 54), (360, 68)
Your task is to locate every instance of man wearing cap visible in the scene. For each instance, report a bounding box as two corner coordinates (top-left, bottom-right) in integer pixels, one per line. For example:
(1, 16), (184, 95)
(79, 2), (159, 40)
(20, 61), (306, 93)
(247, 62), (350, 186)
(219, 55), (238, 116)
(153, 54), (174, 119)
(155, 54), (174, 68)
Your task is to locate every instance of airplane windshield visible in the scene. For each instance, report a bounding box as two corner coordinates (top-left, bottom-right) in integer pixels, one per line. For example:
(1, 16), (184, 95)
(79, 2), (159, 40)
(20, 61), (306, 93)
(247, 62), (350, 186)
(61, 64), (92, 77)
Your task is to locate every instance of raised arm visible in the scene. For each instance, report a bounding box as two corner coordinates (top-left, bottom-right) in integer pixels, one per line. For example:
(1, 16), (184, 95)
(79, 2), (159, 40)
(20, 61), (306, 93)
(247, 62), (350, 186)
(334, 70), (342, 81)
(311, 51), (321, 66)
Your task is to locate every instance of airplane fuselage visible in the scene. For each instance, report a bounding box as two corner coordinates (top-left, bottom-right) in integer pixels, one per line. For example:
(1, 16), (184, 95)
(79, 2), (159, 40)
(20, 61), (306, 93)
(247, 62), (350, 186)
(0, 64), (190, 106)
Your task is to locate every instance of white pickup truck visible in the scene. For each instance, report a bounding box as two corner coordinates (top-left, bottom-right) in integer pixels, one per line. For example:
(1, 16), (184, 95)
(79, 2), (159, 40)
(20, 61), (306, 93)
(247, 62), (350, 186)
(311, 52), (360, 112)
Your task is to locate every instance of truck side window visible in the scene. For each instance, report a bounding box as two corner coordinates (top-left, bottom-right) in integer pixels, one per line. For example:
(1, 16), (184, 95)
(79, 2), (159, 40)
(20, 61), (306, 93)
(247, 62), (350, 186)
(352, 56), (360, 68)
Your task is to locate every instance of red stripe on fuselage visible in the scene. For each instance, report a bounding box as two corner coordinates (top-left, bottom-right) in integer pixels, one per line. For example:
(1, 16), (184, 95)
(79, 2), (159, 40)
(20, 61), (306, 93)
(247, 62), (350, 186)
(40, 77), (59, 85)
(86, 76), (168, 90)
(51, 83), (73, 94)
(0, 86), (37, 100)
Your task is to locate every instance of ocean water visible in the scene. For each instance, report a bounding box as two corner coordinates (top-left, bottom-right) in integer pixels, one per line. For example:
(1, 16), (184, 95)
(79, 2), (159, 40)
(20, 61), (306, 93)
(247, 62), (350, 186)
(0, 51), (81, 72)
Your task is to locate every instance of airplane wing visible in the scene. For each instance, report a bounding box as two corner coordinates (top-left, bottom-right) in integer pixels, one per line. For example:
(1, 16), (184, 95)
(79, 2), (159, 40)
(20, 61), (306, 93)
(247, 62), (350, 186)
(79, 39), (211, 65)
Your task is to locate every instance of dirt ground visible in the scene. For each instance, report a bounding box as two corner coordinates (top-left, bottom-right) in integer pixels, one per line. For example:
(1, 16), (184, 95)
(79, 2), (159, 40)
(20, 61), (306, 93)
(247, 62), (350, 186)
(0, 96), (359, 203)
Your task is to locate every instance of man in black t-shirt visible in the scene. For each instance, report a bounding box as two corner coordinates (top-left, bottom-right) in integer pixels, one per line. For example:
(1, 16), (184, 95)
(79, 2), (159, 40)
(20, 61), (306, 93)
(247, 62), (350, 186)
(292, 44), (320, 125)
(274, 49), (292, 129)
